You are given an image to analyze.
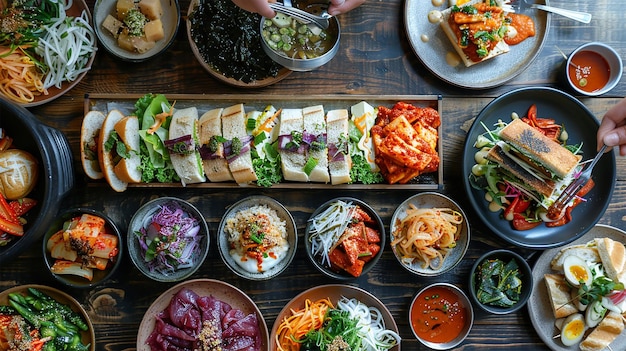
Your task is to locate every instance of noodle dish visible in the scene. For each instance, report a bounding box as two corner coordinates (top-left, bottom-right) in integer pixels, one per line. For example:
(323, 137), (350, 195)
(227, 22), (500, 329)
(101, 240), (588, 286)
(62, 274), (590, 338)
(0, 0), (96, 105)
(390, 192), (469, 276)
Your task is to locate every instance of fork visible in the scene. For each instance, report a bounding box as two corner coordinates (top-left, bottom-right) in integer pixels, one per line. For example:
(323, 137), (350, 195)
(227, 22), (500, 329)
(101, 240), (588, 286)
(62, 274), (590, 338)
(502, 0), (592, 24)
(269, 2), (331, 29)
(546, 144), (607, 220)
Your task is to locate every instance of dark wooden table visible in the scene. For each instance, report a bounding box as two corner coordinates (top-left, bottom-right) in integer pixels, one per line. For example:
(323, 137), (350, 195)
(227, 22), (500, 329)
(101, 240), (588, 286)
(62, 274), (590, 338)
(2, 0), (625, 350)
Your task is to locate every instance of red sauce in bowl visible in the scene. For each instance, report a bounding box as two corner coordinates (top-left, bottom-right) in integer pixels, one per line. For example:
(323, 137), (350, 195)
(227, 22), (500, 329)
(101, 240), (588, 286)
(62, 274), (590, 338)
(568, 50), (611, 93)
(410, 285), (468, 343)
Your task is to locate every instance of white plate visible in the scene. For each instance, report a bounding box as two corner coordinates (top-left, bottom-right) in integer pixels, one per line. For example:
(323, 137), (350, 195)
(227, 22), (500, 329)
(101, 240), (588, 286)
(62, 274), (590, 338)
(527, 224), (626, 350)
(404, 0), (550, 89)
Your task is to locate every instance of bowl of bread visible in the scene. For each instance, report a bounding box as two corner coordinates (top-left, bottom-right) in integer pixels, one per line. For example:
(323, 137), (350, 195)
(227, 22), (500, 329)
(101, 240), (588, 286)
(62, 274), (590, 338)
(0, 98), (74, 264)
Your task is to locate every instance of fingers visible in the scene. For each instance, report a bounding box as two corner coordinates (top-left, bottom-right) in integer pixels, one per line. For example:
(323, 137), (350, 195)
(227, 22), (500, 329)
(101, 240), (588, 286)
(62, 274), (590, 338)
(597, 98), (626, 152)
(328, 0), (365, 15)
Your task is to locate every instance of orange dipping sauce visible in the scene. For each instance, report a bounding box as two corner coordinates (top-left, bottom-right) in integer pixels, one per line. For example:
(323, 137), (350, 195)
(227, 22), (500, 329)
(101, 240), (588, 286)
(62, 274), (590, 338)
(568, 50), (611, 93)
(410, 285), (468, 344)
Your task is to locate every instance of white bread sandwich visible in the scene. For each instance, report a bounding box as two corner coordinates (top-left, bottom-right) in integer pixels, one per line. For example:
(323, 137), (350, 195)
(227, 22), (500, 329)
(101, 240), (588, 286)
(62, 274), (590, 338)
(198, 108), (234, 182)
(579, 311), (625, 351)
(99, 110), (142, 192)
(221, 104), (257, 184)
(167, 106), (206, 186)
(439, 0), (510, 67)
(326, 109), (352, 185)
(595, 237), (626, 284)
(486, 118), (581, 206)
(81, 110), (106, 180)
(302, 105), (330, 183)
(278, 108), (309, 182)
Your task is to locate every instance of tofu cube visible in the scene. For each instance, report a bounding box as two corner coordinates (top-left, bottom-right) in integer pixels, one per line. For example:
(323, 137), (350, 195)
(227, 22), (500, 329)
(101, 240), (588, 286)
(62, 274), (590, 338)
(116, 0), (135, 20)
(138, 0), (163, 20)
(144, 19), (164, 42)
(102, 14), (123, 38)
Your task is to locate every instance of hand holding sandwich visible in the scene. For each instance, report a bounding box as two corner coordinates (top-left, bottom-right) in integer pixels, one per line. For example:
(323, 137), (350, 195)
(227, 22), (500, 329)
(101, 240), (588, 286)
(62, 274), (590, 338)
(597, 97), (626, 156)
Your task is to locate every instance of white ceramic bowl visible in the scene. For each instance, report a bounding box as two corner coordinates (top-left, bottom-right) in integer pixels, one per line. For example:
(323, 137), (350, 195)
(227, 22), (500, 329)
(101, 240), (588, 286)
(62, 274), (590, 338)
(564, 42), (623, 96)
(218, 195), (297, 280)
(409, 283), (474, 350)
(390, 192), (469, 276)
(93, 0), (180, 62)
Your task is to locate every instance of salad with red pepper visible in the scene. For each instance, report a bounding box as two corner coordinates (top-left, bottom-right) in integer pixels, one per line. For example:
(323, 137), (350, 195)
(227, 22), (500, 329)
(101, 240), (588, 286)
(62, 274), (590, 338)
(469, 104), (592, 230)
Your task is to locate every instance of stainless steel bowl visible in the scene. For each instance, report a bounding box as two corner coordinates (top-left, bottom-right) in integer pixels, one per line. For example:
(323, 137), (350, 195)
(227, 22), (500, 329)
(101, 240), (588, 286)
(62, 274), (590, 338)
(260, 3), (340, 72)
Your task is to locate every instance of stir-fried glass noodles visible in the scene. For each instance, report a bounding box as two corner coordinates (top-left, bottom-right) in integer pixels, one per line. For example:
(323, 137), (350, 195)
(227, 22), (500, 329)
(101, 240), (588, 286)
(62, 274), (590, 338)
(391, 206), (463, 269)
(0, 0), (95, 103)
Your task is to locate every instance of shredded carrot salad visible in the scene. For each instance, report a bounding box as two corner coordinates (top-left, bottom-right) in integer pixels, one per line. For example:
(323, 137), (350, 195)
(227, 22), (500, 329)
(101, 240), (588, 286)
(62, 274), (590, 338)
(275, 298), (334, 351)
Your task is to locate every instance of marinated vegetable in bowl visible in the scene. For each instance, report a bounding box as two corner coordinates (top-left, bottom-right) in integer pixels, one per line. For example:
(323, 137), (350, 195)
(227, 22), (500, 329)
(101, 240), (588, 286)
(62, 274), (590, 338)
(133, 200), (204, 275)
(261, 14), (336, 60)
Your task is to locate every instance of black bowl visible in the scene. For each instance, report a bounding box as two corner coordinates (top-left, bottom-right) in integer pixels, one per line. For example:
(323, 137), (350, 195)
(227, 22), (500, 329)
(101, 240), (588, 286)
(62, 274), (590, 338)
(305, 197), (385, 280)
(0, 98), (74, 264)
(43, 208), (123, 288)
(468, 249), (533, 314)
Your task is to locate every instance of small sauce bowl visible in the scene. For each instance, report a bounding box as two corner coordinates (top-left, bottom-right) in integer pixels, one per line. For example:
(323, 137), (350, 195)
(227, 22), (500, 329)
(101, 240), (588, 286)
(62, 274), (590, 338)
(409, 283), (474, 350)
(564, 42), (623, 96)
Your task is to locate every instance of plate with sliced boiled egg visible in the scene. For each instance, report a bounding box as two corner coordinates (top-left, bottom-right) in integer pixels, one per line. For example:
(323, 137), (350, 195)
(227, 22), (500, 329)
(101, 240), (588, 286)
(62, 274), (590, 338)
(527, 224), (626, 350)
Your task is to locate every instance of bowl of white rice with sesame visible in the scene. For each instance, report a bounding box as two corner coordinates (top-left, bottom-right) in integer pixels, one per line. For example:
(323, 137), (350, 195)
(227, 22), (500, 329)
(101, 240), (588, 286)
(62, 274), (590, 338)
(218, 195), (297, 280)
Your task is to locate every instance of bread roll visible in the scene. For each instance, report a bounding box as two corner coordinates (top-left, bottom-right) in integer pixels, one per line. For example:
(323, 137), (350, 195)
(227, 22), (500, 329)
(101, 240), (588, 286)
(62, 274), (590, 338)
(80, 111), (105, 180)
(113, 116), (142, 183)
(0, 149), (38, 200)
(579, 311), (624, 351)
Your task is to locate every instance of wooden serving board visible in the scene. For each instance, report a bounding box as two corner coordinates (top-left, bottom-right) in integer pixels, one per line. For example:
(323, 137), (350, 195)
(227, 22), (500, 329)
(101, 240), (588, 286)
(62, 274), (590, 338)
(84, 93), (443, 190)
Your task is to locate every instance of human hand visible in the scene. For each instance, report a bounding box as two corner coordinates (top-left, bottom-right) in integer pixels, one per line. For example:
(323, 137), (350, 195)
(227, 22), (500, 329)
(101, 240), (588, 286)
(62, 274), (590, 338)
(597, 97), (626, 156)
(327, 0), (365, 16)
(230, 0), (276, 18)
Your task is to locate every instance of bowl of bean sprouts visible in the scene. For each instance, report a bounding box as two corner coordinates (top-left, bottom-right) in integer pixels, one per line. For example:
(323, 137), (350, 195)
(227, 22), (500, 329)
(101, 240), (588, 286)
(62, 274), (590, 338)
(305, 197), (386, 280)
(0, 0), (97, 106)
